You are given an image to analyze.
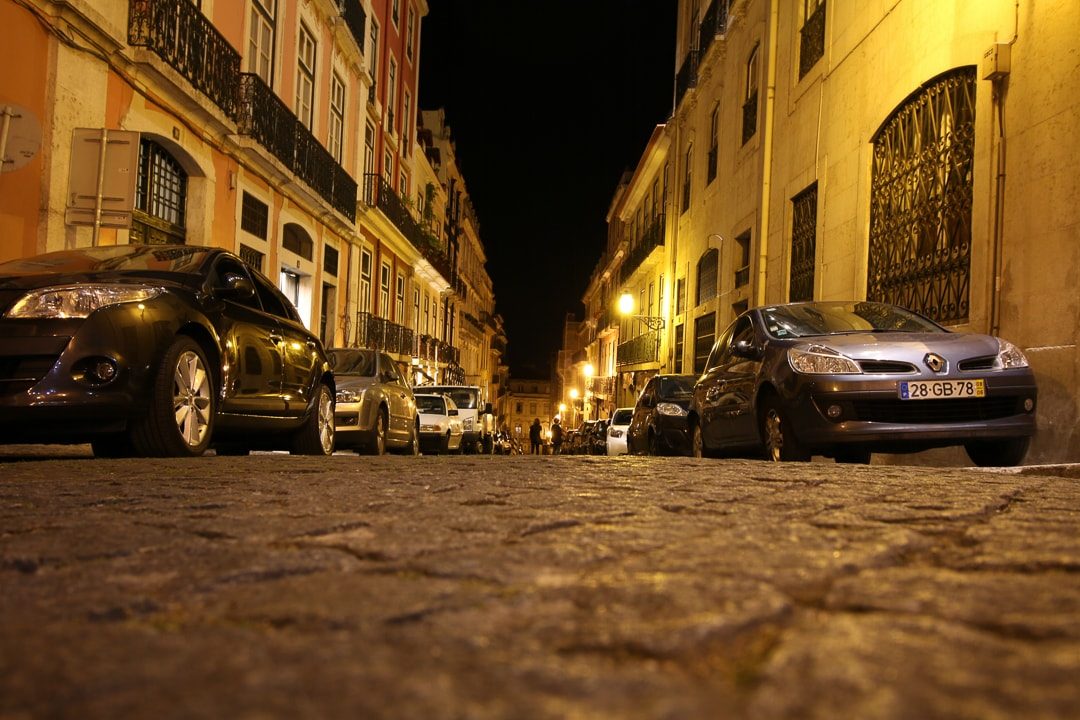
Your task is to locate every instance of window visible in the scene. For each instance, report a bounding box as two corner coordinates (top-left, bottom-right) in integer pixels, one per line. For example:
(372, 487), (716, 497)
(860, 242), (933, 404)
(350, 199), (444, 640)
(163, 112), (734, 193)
(681, 143), (692, 213)
(406, 6), (416, 62)
(282, 223), (313, 260)
(789, 183), (817, 302)
(131, 138), (187, 245)
(800, 0), (826, 79)
(743, 45), (760, 145)
(676, 277), (686, 315)
(696, 248), (718, 305)
(248, 0), (275, 84)
(395, 272), (405, 324)
(364, 121), (375, 176)
(383, 150), (393, 184)
(735, 231), (751, 287)
(423, 291), (430, 334)
(324, 244), (339, 277)
(391, 0), (400, 27)
(868, 67), (976, 324)
(241, 191), (268, 239)
(379, 261), (391, 318)
(360, 248), (373, 313)
(707, 104), (719, 183)
(329, 72), (345, 162)
(296, 23), (316, 130)
(387, 57), (397, 132)
(674, 324), (685, 373)
(239, 244), (264, 273)
(693, 313), (716, 375)
(413, 288), (420, 332)
(402, 91), (412, 149)
(368, 19), (379, 94)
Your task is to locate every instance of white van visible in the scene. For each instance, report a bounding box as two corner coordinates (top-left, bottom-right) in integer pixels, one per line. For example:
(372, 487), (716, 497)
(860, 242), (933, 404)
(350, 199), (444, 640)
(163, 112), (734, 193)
(417, 385), (482, 452)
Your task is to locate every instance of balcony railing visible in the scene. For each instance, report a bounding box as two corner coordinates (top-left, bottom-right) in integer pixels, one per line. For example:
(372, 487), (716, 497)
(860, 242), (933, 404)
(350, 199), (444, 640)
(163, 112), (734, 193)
(128, 0), (241, 120)
(415, 333), (460, 366)
(619, 214), (666, 283)
(491, 335), (507, 354)
(339, 0), (366, 54)
(675, 50), (699, 109)
(588, 376), (616, 397)
(363, 174), (451, 280)
(238, 74), (357, 222)
(616, 330), (660, 367)
(354, 312), (414, 356)
(698, 0), (730, 58)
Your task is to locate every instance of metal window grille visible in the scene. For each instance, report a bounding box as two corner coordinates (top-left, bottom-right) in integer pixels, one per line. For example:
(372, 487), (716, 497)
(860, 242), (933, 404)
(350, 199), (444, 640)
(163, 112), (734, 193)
(239, 243), (264, 272)
(241, 191), (268, 239)
(131, 138), (186, 245)
(696, 249), (718, 305)
(868, 67), (975, 324)
(799, 0), (826, 79)
(789, 183), (817, 302)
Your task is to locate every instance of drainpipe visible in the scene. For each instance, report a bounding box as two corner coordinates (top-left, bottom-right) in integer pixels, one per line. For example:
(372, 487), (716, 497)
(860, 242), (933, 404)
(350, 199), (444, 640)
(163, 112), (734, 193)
(990, 0), (1019, 336)
(756, 0), (780, 306)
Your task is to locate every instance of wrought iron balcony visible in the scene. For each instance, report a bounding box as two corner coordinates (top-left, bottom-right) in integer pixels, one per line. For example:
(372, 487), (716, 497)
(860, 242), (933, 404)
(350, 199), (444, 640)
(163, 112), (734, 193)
(588, 376), (616, 397)
(675, 50), (699, 109)
(616, 330), (660, 367)
(237, 74), (357, 222)
(339, 0), (366, 54)
(128, 0), (241, 120)
(491, 335), (507, 354)
(414, 334), (460, 366)
(619, 214), (666, 283)
(363, 174), (452, 281)
(354, 312), (414, 356)
(698, 0), (730, 58)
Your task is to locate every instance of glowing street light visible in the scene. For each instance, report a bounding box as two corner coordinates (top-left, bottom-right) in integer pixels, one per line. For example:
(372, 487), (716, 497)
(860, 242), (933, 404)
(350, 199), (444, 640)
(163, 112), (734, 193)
(617, 292), (664, 330)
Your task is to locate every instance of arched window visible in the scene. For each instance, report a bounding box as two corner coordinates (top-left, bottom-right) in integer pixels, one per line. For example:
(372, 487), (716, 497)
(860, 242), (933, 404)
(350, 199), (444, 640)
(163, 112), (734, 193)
(868, 67), (976, 323)
(696, 248), (718, 306)
(131, 138), (187, 245)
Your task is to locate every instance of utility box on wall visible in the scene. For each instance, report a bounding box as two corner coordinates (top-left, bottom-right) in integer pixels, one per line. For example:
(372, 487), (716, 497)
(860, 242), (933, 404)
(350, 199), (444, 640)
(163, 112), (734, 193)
(982, 43), (1011, 80)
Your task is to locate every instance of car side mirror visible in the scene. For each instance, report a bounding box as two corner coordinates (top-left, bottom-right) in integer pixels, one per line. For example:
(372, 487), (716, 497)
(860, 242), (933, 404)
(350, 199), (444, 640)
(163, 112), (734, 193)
(217, 275), (255, 300)
(448, 408), (458, 416)
(732, 338), (763, 360)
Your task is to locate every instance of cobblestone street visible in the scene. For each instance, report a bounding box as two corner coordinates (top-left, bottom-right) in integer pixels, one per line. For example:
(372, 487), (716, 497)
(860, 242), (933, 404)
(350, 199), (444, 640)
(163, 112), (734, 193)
(1, 451), (1078, 719)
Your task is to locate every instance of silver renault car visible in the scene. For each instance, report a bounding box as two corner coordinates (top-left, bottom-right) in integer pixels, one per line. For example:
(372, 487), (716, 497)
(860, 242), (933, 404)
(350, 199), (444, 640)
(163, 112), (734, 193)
(689, 301), (1037, 466)
(329, 348), (418, 455)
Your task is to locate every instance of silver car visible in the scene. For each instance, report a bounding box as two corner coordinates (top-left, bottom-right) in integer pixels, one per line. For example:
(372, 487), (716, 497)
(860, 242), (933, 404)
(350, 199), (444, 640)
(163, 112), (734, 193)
(690, 301), (1037, 466)
(329, 349), (418, 455)
(606, 407), (634, 456)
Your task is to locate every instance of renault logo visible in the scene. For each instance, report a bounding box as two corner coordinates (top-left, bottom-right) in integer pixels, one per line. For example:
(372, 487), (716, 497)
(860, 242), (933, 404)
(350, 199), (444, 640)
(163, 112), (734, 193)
(924, 352), (947, 373)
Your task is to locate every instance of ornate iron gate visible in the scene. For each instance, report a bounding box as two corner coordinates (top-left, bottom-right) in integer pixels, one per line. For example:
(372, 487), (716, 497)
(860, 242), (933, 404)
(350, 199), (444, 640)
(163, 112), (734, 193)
(789, 183), (817, 302)
(868, 67), (976, 324)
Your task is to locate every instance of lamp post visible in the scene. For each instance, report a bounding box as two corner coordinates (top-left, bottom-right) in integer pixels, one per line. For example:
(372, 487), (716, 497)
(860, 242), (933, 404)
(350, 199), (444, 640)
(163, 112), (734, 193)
(618, 292), (664, 368)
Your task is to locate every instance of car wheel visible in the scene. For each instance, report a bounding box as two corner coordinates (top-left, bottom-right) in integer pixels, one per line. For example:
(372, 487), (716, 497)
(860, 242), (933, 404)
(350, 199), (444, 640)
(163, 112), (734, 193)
(834, 447), (871, 464)
(291, 383), (334, 456)
(91, 435), (134, 458)
(759, 395), (810, 462)
(692, 424), (706, 459)
(370, 408), (388, 456)
(964, 437), (1030, 467)
(405, 418), (420, 456)
(130, 337), (214, 457)
(647, 429), (661, 456)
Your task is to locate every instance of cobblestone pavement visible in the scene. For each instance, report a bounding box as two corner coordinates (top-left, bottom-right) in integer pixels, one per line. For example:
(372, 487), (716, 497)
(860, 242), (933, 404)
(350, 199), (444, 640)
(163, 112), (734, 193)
(1, 449), (1078, 719)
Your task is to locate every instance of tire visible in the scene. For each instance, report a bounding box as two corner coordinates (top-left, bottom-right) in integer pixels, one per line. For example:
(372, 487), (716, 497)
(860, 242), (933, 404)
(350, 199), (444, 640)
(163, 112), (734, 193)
(91, 435), (134, 458)
(692, 424), (705, 459)
(758, 395), (810, 462)
(291, 383), (335, 456)
(130, 337), (214, 457)
(965, 437), (1029, 467)
(647, 429), (661, 456)
(369, 408), (388, 456)
(404, 417), (420, 456)
(834, 447), (871, 464)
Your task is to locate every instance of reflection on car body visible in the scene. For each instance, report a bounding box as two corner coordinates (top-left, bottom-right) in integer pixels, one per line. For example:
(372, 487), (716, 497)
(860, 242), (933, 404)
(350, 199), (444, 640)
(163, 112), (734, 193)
(329, 348), (418, 455)
(0, 245), (335, 457)
(415, 392), (464, 454)
(689, 301), (1037, 466)
(627, 374), (697, 456)
(606, 407), (634, 456)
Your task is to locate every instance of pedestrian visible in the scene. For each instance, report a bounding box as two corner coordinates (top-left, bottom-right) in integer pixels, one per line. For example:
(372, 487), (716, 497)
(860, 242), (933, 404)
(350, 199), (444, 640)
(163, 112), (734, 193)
(529, 418), (543, 455)
(480, 403), (496, 454)
(550, 417), (564, 455)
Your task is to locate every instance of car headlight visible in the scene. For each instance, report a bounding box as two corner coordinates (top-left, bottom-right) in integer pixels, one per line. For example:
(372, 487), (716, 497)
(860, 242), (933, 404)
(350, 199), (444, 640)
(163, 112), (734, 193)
(6, 284), (163, 319)
(993, 339), (1029, 369)
(336, 388), (364, 403)
(421, 423), (443, 432)
(609, 429), (624, 438)
(788, 344), (862, 374)
(656, 402), (688, 417)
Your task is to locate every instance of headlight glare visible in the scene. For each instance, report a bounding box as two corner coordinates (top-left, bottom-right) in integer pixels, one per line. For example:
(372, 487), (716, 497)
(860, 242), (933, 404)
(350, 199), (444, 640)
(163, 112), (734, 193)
(336, 388), (363, 403)
(7, 284), (162, 319)
(993, 339), (1029, 369)
(788, 344), (862, 374)
(656, 402), (688, 417)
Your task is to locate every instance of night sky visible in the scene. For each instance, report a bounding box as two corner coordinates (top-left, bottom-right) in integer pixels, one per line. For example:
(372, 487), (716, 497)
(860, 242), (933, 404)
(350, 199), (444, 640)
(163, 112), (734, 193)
(418, 1), (677, 378)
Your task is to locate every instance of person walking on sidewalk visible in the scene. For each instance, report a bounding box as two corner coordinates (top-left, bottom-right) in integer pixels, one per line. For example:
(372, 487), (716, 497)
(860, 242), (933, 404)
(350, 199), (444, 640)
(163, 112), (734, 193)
(550, 417), (564, 455)
(529, 418), (543, 455)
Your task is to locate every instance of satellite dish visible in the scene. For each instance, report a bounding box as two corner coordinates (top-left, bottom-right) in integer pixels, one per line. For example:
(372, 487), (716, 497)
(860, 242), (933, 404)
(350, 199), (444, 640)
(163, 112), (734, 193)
(0, 104), (42, 174)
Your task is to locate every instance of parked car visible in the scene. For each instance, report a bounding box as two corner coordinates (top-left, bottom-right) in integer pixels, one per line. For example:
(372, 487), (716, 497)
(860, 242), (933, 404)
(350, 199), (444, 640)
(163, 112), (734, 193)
(329, 348), (418, 455)
(689, 301), (1038, 466)
(626, 375), (697, 456)
(417, 384), (482, 451)
(0, 244), (335, 457)
(606, 407), (634, 456)
(414, 392), (464, 454)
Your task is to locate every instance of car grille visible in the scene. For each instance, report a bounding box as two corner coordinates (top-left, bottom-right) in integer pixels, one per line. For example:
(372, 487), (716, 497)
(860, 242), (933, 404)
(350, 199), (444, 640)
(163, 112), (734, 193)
(857, 360), (917, 373)
(851, 397), (1023, 423)
(0, 356), (60, 394)
(957, 356), (996, 371)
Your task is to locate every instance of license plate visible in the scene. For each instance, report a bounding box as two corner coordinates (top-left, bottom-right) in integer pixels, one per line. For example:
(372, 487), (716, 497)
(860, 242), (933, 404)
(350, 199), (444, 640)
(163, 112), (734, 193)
(899, 379), (985, 400)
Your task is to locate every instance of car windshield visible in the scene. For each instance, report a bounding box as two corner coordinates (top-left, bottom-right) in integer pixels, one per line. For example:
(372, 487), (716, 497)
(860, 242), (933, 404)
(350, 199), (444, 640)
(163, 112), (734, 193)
(416, 395), (446, 413)
(761, 301), (944, 338)
(611, 409), (633, 425)
(659, 377), (696, 399)
(0, 245), (213, 275)
(423, 387), (477, 410)
(328, 349), (376, 376)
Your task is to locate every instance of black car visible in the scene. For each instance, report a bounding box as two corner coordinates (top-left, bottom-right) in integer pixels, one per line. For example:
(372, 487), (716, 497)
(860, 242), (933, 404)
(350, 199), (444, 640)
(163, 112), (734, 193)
(626, 374), (697, 456)
(690, 301), (1037, 465)
(0, 245), (335, 457)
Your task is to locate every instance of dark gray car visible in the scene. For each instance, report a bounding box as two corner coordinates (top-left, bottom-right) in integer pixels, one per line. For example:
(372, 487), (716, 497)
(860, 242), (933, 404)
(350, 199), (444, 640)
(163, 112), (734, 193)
(689, 301), (1037, 466)
(329, 348), (418, 455)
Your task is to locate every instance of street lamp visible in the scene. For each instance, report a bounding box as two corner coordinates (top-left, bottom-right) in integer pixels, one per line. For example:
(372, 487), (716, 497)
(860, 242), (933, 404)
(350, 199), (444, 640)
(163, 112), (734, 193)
(617, 292), (665, 331)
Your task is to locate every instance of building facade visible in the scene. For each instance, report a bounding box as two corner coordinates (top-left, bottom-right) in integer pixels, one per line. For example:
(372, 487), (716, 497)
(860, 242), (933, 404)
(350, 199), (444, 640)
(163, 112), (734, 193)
(0, 0), (502, 390)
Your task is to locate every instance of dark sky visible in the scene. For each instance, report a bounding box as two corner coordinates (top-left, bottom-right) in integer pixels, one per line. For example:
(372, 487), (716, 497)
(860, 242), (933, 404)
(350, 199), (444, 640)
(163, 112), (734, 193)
(418, 1), (676, 378)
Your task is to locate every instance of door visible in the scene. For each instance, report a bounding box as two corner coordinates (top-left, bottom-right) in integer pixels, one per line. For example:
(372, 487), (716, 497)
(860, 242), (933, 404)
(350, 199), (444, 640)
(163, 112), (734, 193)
(379, 353), (414, 442)
(251, 270), (319, 417)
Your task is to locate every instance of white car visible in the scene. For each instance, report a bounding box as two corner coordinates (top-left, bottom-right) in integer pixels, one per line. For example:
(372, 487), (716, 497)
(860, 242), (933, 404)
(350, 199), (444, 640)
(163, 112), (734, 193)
(606, 407), (634, 456)
(415, 393), (464, 454)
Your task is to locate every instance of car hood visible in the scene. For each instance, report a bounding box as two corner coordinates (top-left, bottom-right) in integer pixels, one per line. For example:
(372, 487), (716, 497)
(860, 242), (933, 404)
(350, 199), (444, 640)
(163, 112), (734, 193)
(335, 375), (378, 391)
(788, 331), (1002, 363)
